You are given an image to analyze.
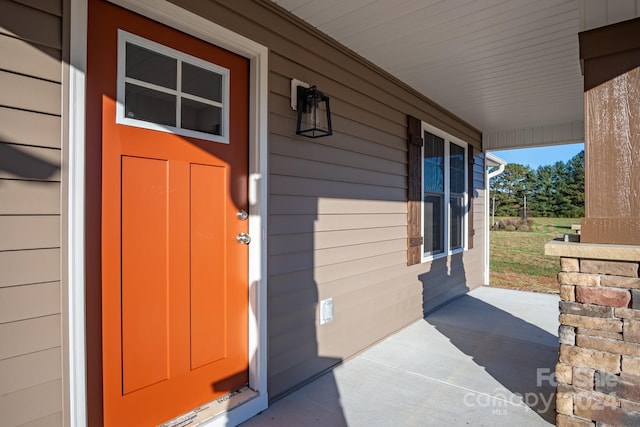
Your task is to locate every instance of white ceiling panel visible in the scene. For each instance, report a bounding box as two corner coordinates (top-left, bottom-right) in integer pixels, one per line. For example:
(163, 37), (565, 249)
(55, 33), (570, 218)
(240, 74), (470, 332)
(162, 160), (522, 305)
(272, 0), (639, 148)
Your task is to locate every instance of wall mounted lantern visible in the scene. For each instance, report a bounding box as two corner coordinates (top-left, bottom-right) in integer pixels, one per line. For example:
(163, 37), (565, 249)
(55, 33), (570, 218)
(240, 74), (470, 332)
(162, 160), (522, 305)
(295, 85), (333, 138)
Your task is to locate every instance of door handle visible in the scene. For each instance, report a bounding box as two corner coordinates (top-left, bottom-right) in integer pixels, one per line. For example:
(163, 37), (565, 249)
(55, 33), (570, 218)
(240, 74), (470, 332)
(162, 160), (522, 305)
(236, 233), (251, 245)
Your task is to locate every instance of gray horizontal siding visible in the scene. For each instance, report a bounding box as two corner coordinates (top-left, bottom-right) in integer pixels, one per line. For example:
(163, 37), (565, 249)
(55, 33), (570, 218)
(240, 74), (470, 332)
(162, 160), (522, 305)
(0, 282), (61, 323)
(0, 0), (62, 49)
(270, 174), (407, 201)
(0, 70), (61, 115)
(0, 347), (61, 396)
(19, 412), (63, 427)
(0, 248), (61, 288)
(0, 107), (61, 149)
(269, 239), (407, 276)
(269, 226), (406, 254)
(12, 0), (63, 16)
(179, 0), (484, 399)
(0, 314), (61, 360)
(0, 180), (60, 214)
(270, 213), (408, 235)
(270, 134), (407, 175)
(0, 33), (61, 82)
(0, 1), (63, 425)
(0, 379), (62, 427)
(0, 216), (60, 250)
(270, 195), (406, 215)
(271, 153), (406, 189)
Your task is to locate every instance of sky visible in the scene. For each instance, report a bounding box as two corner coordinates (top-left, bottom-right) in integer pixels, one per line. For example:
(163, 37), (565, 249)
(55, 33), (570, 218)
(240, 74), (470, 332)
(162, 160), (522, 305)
(490, 143), (584, 170)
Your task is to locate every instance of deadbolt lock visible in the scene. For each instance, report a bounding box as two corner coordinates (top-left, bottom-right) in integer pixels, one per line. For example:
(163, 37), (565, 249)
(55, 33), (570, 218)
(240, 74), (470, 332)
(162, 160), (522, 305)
(236, 233), (251, 245)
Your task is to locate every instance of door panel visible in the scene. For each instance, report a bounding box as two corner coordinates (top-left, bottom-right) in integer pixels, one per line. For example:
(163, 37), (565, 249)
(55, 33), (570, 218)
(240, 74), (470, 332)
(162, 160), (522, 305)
(121, 156), (170, 395)
(87, 1), (250, 425)
(190, 163), (227, 369)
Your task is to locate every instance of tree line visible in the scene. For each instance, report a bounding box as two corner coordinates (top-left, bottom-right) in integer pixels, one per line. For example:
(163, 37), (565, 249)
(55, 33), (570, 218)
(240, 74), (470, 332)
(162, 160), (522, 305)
(489, 150), (584, 218)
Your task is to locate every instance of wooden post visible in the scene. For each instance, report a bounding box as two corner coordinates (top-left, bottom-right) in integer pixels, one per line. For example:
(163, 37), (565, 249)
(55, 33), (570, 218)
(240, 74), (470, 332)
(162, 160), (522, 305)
(579, 18), (640, 245)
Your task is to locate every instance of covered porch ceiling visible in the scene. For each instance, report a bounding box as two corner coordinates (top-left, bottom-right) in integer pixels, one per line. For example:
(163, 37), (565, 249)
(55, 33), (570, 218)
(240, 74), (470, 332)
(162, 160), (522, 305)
(272, 0), (640, 151)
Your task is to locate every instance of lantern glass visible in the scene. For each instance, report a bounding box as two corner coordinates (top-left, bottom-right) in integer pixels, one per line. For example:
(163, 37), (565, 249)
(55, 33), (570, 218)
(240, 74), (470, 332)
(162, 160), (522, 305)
(296, 86), (332, 138)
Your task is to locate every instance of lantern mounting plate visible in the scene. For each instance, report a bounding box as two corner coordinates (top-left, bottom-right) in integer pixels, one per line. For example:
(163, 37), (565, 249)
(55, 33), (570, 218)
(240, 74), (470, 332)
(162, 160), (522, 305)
(290, 79), (310, 111)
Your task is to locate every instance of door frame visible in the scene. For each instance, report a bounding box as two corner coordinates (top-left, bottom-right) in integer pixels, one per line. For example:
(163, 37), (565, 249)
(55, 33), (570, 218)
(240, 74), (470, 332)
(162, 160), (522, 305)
(67, 0), (269, 425)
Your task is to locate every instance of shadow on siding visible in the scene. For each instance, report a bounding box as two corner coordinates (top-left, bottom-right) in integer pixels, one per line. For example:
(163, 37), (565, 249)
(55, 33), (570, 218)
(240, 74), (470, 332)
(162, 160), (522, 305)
(250, 186), (347, 425)
(0, 143), (60, 180)
(420, 253), (471, 316)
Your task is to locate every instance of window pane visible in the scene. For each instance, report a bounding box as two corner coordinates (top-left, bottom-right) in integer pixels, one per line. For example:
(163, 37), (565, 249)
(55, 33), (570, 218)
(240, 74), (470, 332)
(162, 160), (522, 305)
(450, 142), (465, 194)
(424, 131), (444, 192)
(182, 63), (222, 102)
(126, 43), (177, 90)
(424, 193), (444, 256)
(451, 196), (464, 250)
(125, 83), (176, 127)
(181, 98), (222, 135)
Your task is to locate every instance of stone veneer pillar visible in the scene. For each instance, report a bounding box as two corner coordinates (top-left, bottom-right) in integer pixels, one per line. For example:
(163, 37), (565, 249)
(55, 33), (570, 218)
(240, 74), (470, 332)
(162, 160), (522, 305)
(546, 241), (640, 426)
(546, 17), (640, 426)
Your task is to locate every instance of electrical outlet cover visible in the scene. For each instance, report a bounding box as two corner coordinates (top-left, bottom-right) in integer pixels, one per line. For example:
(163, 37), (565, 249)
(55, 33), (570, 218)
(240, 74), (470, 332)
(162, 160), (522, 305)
(320, 298), (334, 325)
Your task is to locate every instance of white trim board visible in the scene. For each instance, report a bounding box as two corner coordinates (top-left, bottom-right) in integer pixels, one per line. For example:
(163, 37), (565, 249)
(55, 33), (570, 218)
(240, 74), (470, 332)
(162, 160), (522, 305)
(68, 0), (269, 425)
(483, 121), (584, 150)
(67, 1), (89, 426)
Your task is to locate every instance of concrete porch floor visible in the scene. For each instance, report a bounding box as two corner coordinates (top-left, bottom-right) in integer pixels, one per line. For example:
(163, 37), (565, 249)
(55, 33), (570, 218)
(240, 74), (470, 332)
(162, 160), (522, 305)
(241, 286), (560, 426)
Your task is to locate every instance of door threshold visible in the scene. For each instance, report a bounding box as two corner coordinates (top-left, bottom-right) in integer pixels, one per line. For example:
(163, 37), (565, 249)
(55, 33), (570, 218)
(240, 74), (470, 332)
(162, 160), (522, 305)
(159, 387), (259, 427)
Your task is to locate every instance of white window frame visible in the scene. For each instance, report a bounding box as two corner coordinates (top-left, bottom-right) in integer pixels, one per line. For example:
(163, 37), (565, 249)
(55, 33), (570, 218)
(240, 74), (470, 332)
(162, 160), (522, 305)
(117, 30), (231, 144)
(421, 122), (468, 262)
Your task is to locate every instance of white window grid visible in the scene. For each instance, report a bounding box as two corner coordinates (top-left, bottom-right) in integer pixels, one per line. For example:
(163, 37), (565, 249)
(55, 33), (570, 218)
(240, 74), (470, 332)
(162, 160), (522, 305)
(116, 29), (231, 144)
(421, 122), (469, 262)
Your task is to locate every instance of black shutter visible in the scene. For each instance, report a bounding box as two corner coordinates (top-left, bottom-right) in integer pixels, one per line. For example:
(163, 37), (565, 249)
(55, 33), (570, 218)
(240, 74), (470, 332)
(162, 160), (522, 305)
(407, 115), (423, 265)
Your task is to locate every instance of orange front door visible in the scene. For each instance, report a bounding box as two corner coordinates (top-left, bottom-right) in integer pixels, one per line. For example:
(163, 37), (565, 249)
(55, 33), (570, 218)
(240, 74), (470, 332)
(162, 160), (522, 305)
(87, 1), (249, 425)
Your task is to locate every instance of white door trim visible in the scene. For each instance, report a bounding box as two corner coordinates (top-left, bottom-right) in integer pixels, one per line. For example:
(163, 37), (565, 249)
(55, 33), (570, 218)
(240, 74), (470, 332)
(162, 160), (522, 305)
(67, 0), (269, 425)
(67, 0), (89, 425)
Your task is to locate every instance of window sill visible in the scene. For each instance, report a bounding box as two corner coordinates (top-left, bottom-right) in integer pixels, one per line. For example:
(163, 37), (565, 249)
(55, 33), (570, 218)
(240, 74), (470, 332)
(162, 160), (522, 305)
(421, 248), (466, 264)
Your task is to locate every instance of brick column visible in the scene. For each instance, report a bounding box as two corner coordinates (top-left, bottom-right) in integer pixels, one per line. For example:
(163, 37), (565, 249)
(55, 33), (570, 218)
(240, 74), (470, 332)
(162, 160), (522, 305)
(547, 242), (640, 426)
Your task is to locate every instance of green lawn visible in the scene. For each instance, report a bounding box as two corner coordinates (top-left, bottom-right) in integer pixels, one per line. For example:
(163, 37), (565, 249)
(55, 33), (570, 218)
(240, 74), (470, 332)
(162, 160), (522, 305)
(489, 217), (578, 294)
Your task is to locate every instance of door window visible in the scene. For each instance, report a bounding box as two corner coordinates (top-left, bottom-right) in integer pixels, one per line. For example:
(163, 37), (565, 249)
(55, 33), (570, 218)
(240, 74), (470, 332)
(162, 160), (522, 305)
(117, 30), (230, 143)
